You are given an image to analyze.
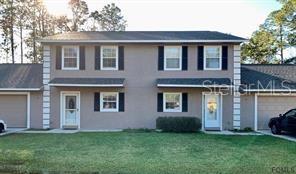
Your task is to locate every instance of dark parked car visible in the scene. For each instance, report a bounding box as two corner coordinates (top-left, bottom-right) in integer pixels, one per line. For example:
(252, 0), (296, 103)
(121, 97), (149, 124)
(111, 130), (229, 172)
(268, 109), (296, 134)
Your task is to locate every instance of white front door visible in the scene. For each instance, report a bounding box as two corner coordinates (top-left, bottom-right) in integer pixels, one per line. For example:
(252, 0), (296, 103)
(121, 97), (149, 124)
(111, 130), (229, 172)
(61, 92), (80, 128)
(204, 94), (221, 129)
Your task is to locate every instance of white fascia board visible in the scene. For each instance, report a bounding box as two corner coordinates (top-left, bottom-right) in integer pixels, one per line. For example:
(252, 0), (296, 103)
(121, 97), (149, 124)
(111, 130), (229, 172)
(243, 89), (296, 92)
(39, 39), (247, 43)
(0, 88), (41, 91)
(48, 83), (124, 87)
(157, 84), (234, 88)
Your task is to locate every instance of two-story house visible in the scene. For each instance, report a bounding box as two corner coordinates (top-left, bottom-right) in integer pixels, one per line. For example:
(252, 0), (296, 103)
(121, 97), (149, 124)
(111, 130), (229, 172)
(1, 31), (296, 131)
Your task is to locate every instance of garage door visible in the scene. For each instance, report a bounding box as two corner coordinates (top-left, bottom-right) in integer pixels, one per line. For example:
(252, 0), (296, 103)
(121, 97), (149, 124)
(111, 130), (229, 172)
(0, 95), (27, 128)
(258, 96), (296, 130)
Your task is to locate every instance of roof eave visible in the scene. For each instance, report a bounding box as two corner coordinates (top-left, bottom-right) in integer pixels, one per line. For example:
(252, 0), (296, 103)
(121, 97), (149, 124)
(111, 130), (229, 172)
(38, 39), (248, 43)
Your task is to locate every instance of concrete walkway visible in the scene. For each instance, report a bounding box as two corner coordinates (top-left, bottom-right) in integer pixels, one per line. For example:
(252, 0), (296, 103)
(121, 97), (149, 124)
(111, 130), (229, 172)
(20, 129), (79, 134)
(258, 130), (296, 142)
(203, 130), (263, 136)
(0, 128), (27, 136)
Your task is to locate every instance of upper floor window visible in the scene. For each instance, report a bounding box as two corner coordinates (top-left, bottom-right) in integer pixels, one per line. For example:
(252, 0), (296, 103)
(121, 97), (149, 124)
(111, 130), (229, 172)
(164, 46), (182, 70)
(62, 46), (79, 70)
(204, 46), (222, 70)
(101, 46), (118, 70)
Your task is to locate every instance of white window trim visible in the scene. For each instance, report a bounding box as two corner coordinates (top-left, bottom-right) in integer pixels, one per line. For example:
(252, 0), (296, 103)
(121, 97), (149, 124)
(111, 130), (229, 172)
(204, 45), (222, 70)
(164, 46), (182, 71)
(163, 92), (182, 112)
(100, 46), (119, 70)
(62, 46), (80, 70)
(100, 92), (119, 112)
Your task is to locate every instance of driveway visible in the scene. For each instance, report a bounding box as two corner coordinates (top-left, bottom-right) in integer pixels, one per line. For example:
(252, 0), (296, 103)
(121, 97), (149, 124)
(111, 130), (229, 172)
(0, 128), (26, 136)
(259, 130), (296, 142)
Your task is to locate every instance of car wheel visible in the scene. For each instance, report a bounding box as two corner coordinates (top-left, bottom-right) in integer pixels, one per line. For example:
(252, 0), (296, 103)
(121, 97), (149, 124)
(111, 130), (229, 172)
(0, 124), (3, 133)
(271, 124), (281, 135)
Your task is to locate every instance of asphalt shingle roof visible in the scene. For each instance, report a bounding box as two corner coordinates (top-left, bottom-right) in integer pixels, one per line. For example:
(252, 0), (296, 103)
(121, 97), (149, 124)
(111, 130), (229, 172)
(157, 78), (232, 86)
(241, 64), (296, 90)
(0, 64), (42, 89)
(49, 78), (125, 86)
(41, 31), (246, 42)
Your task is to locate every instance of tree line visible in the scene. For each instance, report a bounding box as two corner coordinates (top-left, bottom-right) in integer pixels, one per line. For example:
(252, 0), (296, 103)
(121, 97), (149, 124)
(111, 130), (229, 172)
(241, 0), (295, 64)
(0, 0), (127, 63)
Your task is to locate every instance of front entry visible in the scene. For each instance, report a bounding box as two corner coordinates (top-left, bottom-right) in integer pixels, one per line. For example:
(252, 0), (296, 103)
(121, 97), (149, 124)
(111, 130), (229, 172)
(204, 93), (222, 130)
(61, 92), (80, 129)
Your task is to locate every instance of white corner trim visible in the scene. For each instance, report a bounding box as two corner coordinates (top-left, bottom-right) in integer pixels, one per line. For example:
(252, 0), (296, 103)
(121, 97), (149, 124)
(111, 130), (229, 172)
(40, 39), (247, 43)
(157, 84), (233, 88)
(0, 88), (41, 91)
(254, 93), (258, 131)
(27, 92), (31, 128)
(48, 83), (124, 87)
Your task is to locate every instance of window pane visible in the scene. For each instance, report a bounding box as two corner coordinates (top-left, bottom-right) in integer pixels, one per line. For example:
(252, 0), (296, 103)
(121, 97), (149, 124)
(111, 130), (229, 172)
(103, 58), (116, 68)
(103, 48), (116, 58)
(206, 47), (220, 58)
(103, 102), (117, 109)
(165, 47), (180, 58)
(165, 94), (180, 110)
(206, 58), (219, 69)
(166, 58), (180, 69)
(64, 58), (77, 68)
(64, 47), (77, 58)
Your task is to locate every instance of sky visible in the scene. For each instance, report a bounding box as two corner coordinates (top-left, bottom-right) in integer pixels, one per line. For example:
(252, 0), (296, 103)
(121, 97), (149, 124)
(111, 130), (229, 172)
(44, 0), (281, 38)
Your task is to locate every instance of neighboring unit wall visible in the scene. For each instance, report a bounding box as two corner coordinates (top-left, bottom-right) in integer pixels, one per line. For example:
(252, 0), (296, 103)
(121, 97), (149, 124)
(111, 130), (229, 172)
(30, 92), (43, 129)
(240, 94), (255, 130)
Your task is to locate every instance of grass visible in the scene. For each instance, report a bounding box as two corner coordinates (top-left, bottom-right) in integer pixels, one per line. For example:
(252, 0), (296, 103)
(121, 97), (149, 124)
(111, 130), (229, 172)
(0, 132), (295, 174)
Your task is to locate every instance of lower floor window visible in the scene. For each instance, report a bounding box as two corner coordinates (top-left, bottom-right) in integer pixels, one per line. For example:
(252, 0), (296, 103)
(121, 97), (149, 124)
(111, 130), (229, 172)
(164, 93), (182, 112)
(100, 92), (119, 112)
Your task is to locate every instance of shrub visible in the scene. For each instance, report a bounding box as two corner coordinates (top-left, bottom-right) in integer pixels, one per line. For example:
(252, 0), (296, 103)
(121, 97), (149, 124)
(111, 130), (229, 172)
(156, 117), (201, 133)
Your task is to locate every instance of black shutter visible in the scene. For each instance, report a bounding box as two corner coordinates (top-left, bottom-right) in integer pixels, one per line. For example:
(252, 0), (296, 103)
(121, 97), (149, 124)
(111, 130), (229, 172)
(182, 46), (188, 70)
(158, 46), (164, 71)
(197, 46), (204, 70)
(79, 46), (85, 70)
(56, 46), (62, 70)
(157, 93), (163, 112)
(94, 93), (100, 111)
(182, 93), (188, 112)
(95, 46), (101, 70)
(222, 46), (228, 70)
(118, 46), (124, 70)
(119, 93), (125, 112)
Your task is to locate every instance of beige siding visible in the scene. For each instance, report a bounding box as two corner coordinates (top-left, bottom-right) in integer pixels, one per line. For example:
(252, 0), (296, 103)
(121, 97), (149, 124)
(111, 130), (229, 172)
(240, 95), (255, 130)
(258, 96), (296, 130)
(50, 87), (233, 130)
(48, 44), (235, 130)
(0, 95), (27, 128)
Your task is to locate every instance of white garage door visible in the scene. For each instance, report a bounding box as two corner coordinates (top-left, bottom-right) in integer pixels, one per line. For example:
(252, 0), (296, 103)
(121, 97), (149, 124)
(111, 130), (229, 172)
(0, 95), (27, 128)
(258, 96), (296, 130)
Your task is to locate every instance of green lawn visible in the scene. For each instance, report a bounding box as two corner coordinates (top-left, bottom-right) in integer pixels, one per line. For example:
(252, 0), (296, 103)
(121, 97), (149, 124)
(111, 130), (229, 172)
(0, 132), (295, 174)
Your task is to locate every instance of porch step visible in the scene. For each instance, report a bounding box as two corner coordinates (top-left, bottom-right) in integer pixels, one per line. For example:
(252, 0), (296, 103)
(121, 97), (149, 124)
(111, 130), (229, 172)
(62, 125), (78, 130)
